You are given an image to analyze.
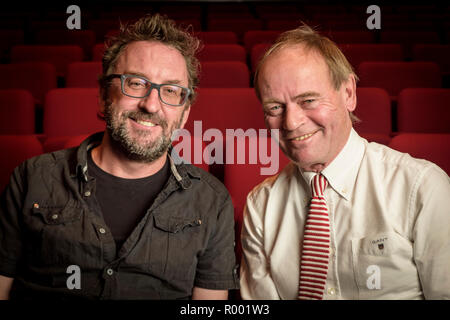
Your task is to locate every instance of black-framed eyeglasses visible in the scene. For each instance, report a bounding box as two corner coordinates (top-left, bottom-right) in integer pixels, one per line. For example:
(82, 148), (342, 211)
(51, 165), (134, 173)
(107, 74), (191, 107)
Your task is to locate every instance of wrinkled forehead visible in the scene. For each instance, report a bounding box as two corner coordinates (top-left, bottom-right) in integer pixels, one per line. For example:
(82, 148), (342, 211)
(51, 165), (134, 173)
(258, 44), (332, 90)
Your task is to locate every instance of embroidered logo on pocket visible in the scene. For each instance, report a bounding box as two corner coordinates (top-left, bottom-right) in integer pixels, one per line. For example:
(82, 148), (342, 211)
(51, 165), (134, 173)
(366, 265), (381, 290)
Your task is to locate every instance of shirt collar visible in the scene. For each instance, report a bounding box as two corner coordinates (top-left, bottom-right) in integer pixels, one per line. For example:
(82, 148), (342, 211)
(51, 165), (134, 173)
(71, 132), (200, 189)
(299, 128), (366, 200)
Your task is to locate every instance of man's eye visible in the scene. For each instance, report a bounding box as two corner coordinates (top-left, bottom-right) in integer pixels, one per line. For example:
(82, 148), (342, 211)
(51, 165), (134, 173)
(127, 79), (147, 88)
(265, 104), (284, 116)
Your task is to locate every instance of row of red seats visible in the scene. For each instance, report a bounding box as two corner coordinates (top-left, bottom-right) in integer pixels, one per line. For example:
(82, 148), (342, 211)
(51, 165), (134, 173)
(2, 29), (449, 60)
(4, 42), (450, 77)
(0, 59), (445, 105)
(1, 87), (448, 146)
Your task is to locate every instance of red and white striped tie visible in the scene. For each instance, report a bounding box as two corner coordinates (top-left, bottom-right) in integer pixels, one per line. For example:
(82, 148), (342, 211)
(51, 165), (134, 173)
(298, 174), (330, 300)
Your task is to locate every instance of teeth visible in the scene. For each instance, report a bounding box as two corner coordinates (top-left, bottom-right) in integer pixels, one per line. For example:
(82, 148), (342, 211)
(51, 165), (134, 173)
(136, 120), (156, 127)
(294, 132), (315, 141)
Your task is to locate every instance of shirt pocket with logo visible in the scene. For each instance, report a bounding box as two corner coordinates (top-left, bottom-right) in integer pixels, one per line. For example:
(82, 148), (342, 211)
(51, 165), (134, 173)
(351, 231), (422, 299)
(150, 213), (203, 281)
(27, 204), (98, 267)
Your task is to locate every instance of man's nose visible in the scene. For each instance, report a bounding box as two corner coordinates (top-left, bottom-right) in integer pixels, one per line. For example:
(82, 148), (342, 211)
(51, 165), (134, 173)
(139, 87), (162, 113)
(283, 103), (306, 132)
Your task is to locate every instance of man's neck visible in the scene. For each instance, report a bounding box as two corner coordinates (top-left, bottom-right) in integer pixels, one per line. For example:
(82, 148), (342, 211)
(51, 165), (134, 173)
(91, 134), (167, 179)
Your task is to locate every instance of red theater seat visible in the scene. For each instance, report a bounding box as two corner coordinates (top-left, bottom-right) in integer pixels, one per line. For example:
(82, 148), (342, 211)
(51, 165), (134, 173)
(0, 62), (57, 105)
(185, 88), (265, 135)
(43, 88), (104, 152)
(199, 61), (250, 88)
(34, 30), (96, 60)
(243, 30), (281, 52)
(0, 135), (44, 192)
(11, 45), (84, 78)
(380, 31), (440, 59)
(207, 19), (263, 41)
(339, 44), (403, 70)
(413, 44), (450, 76)
(0, 89), (35, 134)
(197, 44), (246, 63)
(325, 30), (375, 44)
(223, 135), (290, 262)
(388, 133), (450, 175)
(195, 31), (238, 44)
(353, 88), (392, 141)
(397, 88), (450, 133)
(92, 43), (105, 61)
(66, 62), (102, 88)
(250, 43), (271, 73)
(358, 62), (441, 100)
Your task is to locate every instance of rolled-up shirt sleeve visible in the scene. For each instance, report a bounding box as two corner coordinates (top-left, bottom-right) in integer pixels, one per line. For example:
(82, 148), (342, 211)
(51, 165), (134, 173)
(412, 164), (450, 299)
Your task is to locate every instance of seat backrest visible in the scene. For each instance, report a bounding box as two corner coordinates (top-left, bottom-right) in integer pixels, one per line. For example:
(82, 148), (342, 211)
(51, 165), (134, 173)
(0, 134), (44, 192)
(199, 61), (250, 88)
(412, 44), (450, 75)
(11, 45), (84, 78)
(34, 30), (96, 60)
(0, 62), (57, 104)
(66, 62), (102, 88)
(197, 44), (246, 63)
(207, 19), (263, 41)
(43, 88), (104, 137)
(92, 43), (105, 61)
(195, 31), (238, 44)
(353, 87), (391, 135)
(250, 43), (271, 73)
(357, 61), (441, 99)
(388, 133), (450, 175)
(223, 135), (290, 262)
(397, 88), (450, 133)
(243, 30), (281, 52)
(339, 44), (403, 70)
(325, 30), (375, 43)
(0, 89), (35, 134)
(185, 87), (266, 135)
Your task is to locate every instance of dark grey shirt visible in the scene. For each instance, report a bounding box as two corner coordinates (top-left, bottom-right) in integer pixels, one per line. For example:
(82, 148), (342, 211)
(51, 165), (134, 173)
(0, 132), (239, 299)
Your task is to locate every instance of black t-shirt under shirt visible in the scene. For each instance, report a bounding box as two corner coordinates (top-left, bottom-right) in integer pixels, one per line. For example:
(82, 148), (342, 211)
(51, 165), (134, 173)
(87, 151), (170, 251)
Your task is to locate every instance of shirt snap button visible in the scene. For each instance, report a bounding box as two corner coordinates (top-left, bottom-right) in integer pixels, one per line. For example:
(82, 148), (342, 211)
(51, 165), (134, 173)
(99, 228), (106, 234)
(51, 214), (58, 220)
(106, 268), (113, 276)
(328, 287), (336, 295)
(84, 191), (91, 197)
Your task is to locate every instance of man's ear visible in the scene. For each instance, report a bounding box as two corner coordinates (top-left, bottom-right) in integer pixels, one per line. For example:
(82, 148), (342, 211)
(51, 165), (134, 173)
(343, 74), (357, 112)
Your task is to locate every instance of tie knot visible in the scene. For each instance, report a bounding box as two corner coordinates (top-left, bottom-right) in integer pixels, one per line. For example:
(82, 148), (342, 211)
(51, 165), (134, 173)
(311, 174), (327, 197)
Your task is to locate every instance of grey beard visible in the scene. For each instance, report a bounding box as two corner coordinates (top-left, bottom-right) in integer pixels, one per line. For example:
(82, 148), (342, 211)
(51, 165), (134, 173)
(104, 105), (174, 163)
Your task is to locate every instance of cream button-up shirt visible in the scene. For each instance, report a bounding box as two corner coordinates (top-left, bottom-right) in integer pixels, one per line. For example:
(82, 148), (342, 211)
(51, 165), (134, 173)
(240, 129), (450, 299)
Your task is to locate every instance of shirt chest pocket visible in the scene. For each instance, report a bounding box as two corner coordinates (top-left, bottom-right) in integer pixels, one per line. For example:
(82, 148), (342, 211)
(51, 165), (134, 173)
(149, 214), (203, 280)
(30, 205), (84, 266)
(351, 231), (422, 299)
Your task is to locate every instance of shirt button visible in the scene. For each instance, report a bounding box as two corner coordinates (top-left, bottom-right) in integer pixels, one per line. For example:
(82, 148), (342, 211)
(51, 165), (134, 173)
(99, 227), (106, 234)
(327, 287), (336, 295)
(106, 268), (114, 276)
(84, 191), (91, 197)
(51, 214), (58, 220)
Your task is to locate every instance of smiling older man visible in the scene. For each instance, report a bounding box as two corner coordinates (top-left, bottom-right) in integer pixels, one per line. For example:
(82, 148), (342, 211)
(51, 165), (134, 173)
(240, 25), (450, 300)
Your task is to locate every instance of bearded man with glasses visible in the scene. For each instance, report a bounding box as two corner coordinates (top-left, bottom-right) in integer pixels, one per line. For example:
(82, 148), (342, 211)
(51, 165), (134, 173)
(0, 14), (239, 300)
